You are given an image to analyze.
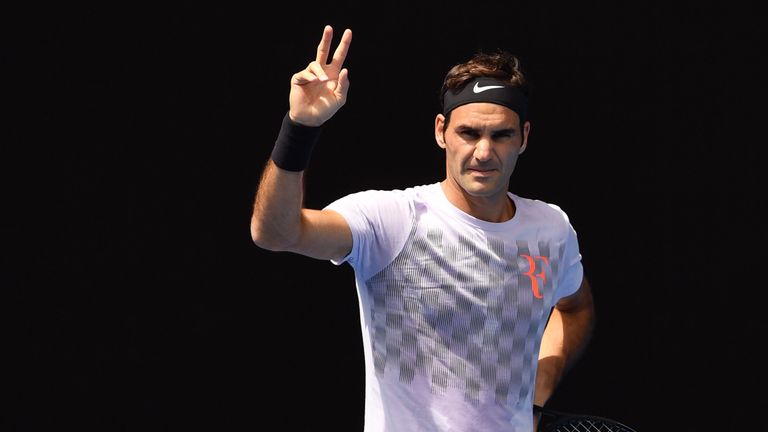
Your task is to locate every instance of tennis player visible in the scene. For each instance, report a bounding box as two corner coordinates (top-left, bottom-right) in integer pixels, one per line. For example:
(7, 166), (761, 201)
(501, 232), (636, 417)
(251, 25), (596, 432)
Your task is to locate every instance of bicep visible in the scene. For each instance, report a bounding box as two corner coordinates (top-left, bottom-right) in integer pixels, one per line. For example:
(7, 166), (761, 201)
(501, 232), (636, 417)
(554, 276), (594, 314)
(290, 208), (353, 261)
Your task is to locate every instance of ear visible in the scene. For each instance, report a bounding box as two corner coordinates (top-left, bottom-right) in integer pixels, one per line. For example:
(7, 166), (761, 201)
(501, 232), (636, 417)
(435, 114), (447, 149)
(519, 120), (531, 154)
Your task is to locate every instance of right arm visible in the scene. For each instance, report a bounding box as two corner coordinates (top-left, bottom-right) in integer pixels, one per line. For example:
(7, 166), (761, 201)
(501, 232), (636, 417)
(250, 160), (352, 261)
(250, 25), (354, 262)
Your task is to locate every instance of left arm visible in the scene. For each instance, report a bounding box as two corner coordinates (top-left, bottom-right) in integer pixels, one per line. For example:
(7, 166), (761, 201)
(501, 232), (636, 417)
(534, 275), (596, 407)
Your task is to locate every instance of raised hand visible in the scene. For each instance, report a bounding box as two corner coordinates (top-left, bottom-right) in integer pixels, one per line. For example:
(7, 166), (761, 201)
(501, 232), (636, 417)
(288, 25), (352, 127)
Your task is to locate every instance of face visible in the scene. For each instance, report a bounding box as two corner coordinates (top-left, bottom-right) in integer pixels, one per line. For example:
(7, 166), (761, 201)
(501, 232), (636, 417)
(435, 102), (530, 201)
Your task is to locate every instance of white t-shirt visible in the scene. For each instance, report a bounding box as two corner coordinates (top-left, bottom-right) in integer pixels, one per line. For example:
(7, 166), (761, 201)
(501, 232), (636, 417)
(325, 182), (583, 432)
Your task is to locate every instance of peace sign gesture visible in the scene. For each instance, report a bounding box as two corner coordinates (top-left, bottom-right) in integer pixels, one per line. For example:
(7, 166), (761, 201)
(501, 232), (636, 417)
(288, 25), (352, 127)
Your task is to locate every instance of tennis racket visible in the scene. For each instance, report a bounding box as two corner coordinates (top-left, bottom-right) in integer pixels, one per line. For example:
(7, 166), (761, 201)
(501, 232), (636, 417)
(534, 405), (638, 432)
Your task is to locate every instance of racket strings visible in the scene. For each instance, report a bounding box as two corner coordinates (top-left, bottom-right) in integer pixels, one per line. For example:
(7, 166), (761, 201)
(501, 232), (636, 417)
(548, 418), (634, 432)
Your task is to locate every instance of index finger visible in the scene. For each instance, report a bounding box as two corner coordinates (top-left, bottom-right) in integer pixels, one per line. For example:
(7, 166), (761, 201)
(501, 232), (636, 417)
(329, 28), (352, 70)
(315, 25), (334, 64)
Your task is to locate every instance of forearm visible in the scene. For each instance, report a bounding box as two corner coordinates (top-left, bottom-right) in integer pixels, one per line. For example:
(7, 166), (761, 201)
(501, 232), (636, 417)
(251, 108), (324, 251)
(250, 160), (305, 251)
(534, 283), (595, 406)
(535, 312), (565, 406)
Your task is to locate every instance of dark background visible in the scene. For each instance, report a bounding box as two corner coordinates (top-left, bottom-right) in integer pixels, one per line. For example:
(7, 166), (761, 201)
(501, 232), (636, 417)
(3, 2), (766, 431)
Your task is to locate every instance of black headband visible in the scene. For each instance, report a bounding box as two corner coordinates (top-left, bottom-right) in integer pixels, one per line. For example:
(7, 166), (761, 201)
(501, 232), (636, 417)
(442, 77), (528, 121)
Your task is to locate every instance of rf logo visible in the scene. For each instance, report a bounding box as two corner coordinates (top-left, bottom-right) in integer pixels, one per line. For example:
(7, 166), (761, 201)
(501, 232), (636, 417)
(520, 254), (549, 299)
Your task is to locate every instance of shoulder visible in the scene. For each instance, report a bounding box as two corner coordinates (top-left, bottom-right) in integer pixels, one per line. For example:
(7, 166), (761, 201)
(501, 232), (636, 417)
(324, 183), (441, 225)
(328, 183), (437, 208)
(513, 194), (575, 227)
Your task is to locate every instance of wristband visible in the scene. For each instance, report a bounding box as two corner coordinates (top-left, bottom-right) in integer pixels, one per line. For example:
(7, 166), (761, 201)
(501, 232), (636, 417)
(270, 112), (322, 171)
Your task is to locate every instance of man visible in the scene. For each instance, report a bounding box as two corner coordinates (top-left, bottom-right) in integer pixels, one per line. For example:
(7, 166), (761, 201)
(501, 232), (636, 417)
(251, 25), (595, 432)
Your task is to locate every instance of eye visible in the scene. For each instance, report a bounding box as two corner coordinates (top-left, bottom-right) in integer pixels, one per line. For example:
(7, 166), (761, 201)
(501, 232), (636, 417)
(493, 130), (515, 140)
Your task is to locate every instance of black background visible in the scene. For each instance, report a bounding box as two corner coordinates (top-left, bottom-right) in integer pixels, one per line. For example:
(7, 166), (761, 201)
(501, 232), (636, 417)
(3, 2), (766, 431)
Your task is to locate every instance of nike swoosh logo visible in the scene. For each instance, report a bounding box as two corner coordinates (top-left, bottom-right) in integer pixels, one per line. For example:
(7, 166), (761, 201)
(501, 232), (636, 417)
(473, 82), (505, 93)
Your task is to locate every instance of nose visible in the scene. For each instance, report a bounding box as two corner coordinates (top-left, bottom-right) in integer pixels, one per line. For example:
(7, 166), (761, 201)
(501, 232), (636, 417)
(473, 138), (493, 162)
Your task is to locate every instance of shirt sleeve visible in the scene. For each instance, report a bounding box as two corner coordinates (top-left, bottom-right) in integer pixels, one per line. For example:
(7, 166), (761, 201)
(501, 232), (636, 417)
(548, 203), (584, 301)
(324, 189), (414, 280)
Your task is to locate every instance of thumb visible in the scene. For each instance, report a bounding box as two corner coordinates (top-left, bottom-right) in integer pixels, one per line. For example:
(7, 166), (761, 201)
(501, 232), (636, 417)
(335, 68), (350, 102)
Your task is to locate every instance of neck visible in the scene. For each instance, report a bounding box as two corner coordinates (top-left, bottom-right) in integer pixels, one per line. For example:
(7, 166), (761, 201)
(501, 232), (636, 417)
(440, 181), (515, 223)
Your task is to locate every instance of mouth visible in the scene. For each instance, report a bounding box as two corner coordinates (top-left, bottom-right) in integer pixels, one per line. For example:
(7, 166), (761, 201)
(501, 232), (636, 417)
(467, 167), (497, 176)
